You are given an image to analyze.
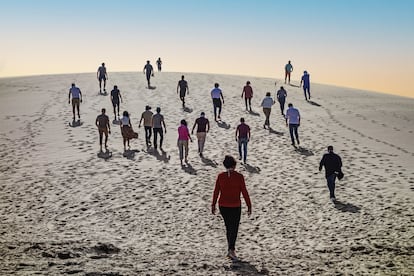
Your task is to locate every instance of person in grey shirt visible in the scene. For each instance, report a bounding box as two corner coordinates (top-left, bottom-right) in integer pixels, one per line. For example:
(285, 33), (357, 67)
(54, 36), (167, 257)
(152, 107), (166, 149)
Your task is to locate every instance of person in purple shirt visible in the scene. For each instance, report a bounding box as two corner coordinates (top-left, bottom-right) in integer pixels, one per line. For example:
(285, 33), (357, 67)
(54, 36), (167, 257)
(300, 71), (311, 101)
(235, 117), (251, 164)
(285, 103), (300, 146)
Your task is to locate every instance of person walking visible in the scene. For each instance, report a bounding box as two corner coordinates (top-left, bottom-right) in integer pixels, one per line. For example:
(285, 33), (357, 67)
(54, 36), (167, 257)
(211, 83), (224, 121)
(68, 83), (82, 121)
(235, 118), (250, 164)
(241, 81), (253, 112)
(120, 111), (138, 152)
(97, 62), (108, 93)
(138, 105), (153, 147)
(300, 70), (311, 101)
(319, 146), (343, 203)
(156, 57), (162, 72)
(143, 60), (154, 88)
(260, 92), (275, 129)
(284, 60), (293, 84)
(191, 112), (210, 157)
(177, 75), (189, 107)
(211, 155), (252, 261)
(95, 108), (111, 152)
(285, 103), (301, 146)
(276, 86), (287, 115)
(152, 107), (166, 150)
(177, 119), (193, 165)
(110, 85), (123, 120)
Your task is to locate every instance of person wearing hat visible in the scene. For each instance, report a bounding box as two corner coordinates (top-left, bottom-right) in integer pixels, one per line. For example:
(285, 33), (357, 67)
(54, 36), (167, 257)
(151, 107), (166, 150)
(300, 70), (311, 101)
(177, 75), (189, 107)
(241, 81), (253, 112)
(68, 83), (82, 121)
(139, 105), (154, 147)
(319, 146), (343, 203)
(110, 85), (123, 120)
(191, 112), (210, 157)
(212, 155), (252, 261)
(97, 62), (108, 93)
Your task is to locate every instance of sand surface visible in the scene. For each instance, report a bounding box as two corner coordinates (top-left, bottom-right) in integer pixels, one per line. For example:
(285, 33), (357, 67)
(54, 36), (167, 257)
(0, 72), (413, 275)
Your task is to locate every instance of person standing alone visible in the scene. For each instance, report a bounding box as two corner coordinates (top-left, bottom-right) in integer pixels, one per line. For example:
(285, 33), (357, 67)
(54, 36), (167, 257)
(285, 103), (301, 146)
(300, 70), (311, 101)
(319, 145), (343, 203)
(211, 83), (224, 121)
(284, 60), (293, 84)
(177, 75), (189, 107)
(68, 83), (82, 121)
(143, 60), (154, 88)
(235, 117), (250, 164)
(97, 62), (108, 93)
(241, 81), (253, 112)
(110, 85), (123, 120)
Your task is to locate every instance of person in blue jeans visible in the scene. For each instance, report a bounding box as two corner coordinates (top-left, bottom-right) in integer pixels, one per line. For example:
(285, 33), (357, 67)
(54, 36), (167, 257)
(235, 117), (250, 164)
(285, 103), (301, 146)
(300, 71), (311, 101)
(319, 145), (343, 203)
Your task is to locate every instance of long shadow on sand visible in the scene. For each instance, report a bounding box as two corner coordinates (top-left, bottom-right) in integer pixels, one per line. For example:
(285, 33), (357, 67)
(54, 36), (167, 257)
(294, 146), (314, 156)
(289, 83), (300, 88)
(248, 110), (260, 116)
(123, 149), (139, 160)
(69, 120), (83, 127)
(268, 127), (284, 136)
(334, 200), (361, 213)
(97, 150), (112, 160)
(307, 100), (322, 107)
(183, 106), (193, 113)
(217, 121), (231, 129)
(201, 156), (218, 167)
(146, 148), (170, 163)
(242, 163), (261, 174)
(227, 260), (268, 275)
(181, 163), (197, 175)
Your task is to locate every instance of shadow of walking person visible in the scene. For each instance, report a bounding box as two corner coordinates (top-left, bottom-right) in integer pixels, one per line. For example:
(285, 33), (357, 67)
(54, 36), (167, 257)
(334, 200), (361, 213)
(227, 260), (269, 275)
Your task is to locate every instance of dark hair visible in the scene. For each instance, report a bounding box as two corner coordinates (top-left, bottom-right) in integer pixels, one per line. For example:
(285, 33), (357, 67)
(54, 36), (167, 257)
(280, 86), (284, 90)
(246, 81), (250, 85)
(181, 75), (184, 79)
(114, 85), (118, 89)
(123, 111), (129, 117)
(156, 107), (161, 113)
(288, 103), (293, 107)
(214, 83), (219, 88)
(180, 119), (187, 126)
(240, 117), (245, 123)
(223, 155), (236, 169)
(266, 92), (271, 96)
(328, 145), (333, 151)
(101, 108), (106, 113)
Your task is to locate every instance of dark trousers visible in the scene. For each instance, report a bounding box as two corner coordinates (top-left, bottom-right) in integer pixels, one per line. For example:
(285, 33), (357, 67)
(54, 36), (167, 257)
(326, 174), (336, 198)
(278, 98), (285, 114)
(144, 126), (152, 145)
(213, 98), (222, 120)
(244, 97), (252, 110)
(289, 124), (299, 144)
(219, 206), (241, 251)
(153, 128), (163, 148)
(238, 138), (248, 162)
(303, 86), (310, 100)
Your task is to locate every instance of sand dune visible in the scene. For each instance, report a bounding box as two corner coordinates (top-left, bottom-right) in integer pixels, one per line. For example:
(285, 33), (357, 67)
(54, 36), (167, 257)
(0, 72), (413, 275)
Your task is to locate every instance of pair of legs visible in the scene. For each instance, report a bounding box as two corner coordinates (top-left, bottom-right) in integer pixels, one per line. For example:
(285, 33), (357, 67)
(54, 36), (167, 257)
(178, 140), (189, 164)
(285, 71), (291, 84)
(196, 132), (206, 156)
(153, 127), (163, 149)
(72, 99), (80, 120)
(146, 74), (151, 87)
(180, 91), (186, 106)
(157, 65), (161, 72)
(123, 137), (130, 151)
(244, 97), (252, 111)
(263, 108), (271, 128)
(303, 87), (311, 100)
(289, 124), (300, 145)
(213, 99), (222, 121)
(238, 138), (248, 163)
(99, 77), (106, 92)
(98, 128), (108, 151)
(278, 99), (285, 115)
(112, 101), (120, 119)
(144, 126), (152, 146)
(219, 206), (241, 256)
(326, 174), (336, 199)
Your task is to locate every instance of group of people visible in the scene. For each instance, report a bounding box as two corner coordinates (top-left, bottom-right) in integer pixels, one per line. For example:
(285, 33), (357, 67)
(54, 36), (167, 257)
(69, 60), (344, 262)
(284, 60), (311, 101)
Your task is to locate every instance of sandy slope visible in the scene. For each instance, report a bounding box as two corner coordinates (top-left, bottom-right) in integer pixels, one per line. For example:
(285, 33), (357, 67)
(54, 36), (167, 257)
(0, 72), (413, 275)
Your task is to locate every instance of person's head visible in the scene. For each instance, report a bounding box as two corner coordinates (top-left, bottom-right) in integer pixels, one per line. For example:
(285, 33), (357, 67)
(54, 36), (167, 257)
(304, 70), (308, 75)
(102, 62), (105, 66)
(180, 119), (187, 126)
(200, 112), (205, 118)
(71, 83), (75, 87)
(214, 83), (219, 88)
(147, 60), (150, 64)
(223, 155), (236, 169)
(280, 86), (284, 90)
(114, 85), (118, 90)
(288, 103), (293, 107)
(145, 105), (151, 111)
(181, 75), (185, 80)
(288, 60), (291, 64)
(327, 145), (334, 153)
(101, 108), (106, 114)
(266, 92), (271, 97)
(123, 110), (129, 117)
(246, 81), (250, 85)
(156, 107), (161, 113)
(240, 117), (245, 123)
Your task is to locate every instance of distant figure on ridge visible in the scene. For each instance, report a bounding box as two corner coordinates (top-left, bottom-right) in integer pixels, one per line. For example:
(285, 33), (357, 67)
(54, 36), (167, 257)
(235, 117), (251, 164)
(191, 112), (210, 158)
(241, 81), (253, 112)
(177, 119), (193, 166)
(138, 105), (154, 147)
(152, 107), (166, 150)
(177, 75), (189, 107)
(110, 85), (123, 120)
(156, 57), (162, 72)
(143, 60), (154, 88)
(212, 155), (252, 262)
(97, 62), (108, 93)
(300, 70), (311, 101)
(284, 60), (293, 84)
(260, 92), (275, 129)
(95, 108), (111, 152)
(319, 145), (343, 203)
(68, 83), (82, 121)
(276, 86), (287, 115)
(285, 103), (301, 146)
(120, 110), (138, 152)
(211, 83), (225, 121)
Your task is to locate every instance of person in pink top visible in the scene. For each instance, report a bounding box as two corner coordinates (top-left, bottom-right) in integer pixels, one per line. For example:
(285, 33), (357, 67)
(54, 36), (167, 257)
(177, 119), (193, 165)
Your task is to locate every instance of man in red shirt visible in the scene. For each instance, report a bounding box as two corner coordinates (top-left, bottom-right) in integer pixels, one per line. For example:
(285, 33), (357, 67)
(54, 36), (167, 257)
(212, 155), (252, 261)
(235, 117), (251, 164)
(241, 81), (253, 112)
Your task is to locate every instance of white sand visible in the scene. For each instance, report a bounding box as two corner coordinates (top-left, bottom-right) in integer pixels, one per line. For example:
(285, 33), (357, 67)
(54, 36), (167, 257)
(0, 72), (413, 275)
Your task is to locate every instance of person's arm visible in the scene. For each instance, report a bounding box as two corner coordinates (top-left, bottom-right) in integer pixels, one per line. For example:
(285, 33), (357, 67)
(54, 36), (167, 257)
(235, 126), (239, 141)
(95, 117), (99, 128)
(177, 82), (179, 94)
(105, 70), (108, 80)
(162, 118), (166, 133)
(247, 127), (251, 141)
(241, 87), (245, 98)
(211, 176), (221, 215)
(119, 92), (123, 103)
(240, 176), (252, 216)
(206, 120), (210, 133)
(143, 66), (146, 74)
(285, 112), (288, 126)
(338, 155), (342, 169)
(187, 127), (192, 142)
(97, 68), (99, 79)
(138, 114), (143, 128)
(79, 90), (82, 102)
(221, 92), (224, 104)
(191, 121), (197, 135)
(300, 78), (303, 87)
(319, 156), (325, 171)
(68, 91), (71, 103)
(107, 117), (111, 134)
(186, 83), (189, 95)
(298, 111), (301, 126)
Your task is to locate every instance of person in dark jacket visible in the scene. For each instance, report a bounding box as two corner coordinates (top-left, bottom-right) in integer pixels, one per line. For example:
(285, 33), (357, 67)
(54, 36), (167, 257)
(319, 145), (343, 203)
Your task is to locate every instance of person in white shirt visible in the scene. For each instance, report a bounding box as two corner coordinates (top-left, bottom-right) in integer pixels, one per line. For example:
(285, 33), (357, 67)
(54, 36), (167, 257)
(68, 83), (82, 120)
(285, 103), (301, 146)
(120, 110), (137, 151)
(260, 92), (275, 129)
(211, 83), (224, 121)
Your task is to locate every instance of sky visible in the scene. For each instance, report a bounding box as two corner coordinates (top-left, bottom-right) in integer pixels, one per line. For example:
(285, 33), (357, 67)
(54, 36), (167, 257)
(0, 0), (413, 98)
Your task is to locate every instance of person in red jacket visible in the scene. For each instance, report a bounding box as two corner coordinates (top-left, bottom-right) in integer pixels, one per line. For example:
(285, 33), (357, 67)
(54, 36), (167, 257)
(212, 155), (252, 261)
